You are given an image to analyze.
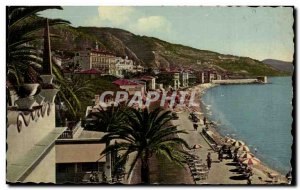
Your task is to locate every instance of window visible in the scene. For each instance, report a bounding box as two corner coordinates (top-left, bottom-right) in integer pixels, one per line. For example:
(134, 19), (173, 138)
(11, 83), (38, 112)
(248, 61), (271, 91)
(82, 162), (98, 172)
(56, 163), (75, 173)
(98, 162), (104, 171)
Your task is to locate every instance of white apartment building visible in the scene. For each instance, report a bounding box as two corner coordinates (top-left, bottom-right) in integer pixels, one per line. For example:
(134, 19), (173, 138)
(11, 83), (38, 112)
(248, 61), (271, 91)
(73, 48), (117, 75)
(73, 48), (141, 77)
(115, 56), (134, 78)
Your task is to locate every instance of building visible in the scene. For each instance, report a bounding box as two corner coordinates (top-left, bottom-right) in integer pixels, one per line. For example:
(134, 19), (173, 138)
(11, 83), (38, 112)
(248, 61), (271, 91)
(188, 73), (197, 85)
(52, 54), (74, 68)
(7, 19), (66, 183)
(208, 72), (215, 83)
(113, 79), (145, 96)
(173, 72), (180, 90)
(55, 125), (113, 183)
(159, 70), (180, 90)
(74, 68), (103, 79)
(7, 96), (65, 183)
(133, 65), (144, 73)
(180, 72), (189, 87)
(194, 70), (223, 84)
(73, 47), (140, 78)
(195, 71), (205, 84)
(153, 68), (160, 75)
(135, 76), (156, 90)
(73, 48), (116, 75)
(115, 56), (134, 78)
(257, 76), (268, 83)
(216, 74), (222, 80)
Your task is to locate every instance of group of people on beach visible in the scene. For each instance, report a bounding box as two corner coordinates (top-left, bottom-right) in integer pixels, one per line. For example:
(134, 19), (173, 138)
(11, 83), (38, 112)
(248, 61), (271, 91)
(187, 96), (291, 185)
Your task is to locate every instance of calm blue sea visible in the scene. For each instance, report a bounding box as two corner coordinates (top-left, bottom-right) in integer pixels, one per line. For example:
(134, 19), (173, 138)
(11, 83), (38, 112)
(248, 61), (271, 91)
(201, 77), (293, 174)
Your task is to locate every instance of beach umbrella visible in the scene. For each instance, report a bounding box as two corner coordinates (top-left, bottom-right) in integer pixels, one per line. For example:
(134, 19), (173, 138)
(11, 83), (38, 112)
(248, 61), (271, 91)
(239, 152), (255, 160)
(225, 137), (235, 144)
(192, 144), (202, 149)
(236, 145), (250, 152)
(194, 111), (203, 115)
(232, 140), (245, 147)
(242, 157), (260, 165)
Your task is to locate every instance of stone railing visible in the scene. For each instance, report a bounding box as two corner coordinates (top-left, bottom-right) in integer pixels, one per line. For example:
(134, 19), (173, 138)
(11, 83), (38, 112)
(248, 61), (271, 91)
(58, 121), (81, 139)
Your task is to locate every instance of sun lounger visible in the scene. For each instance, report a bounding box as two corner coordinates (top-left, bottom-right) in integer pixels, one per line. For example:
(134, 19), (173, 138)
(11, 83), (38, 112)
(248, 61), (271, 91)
(195, 163), (205, 166)
(198, 171), (209, 179)
(193, 175), (201, 181)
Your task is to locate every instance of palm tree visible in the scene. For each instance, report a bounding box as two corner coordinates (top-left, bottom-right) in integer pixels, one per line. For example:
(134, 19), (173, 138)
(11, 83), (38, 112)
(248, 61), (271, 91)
(55, 74), (95, 121)
(84, 103), (128, 132)
(100, 107), (191, 184)
(7, 6), (70, 84)
(7, 7), (86, 120)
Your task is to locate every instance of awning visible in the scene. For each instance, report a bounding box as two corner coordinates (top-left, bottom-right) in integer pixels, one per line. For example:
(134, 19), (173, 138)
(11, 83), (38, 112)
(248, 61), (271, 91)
(56, 143), (106, 163)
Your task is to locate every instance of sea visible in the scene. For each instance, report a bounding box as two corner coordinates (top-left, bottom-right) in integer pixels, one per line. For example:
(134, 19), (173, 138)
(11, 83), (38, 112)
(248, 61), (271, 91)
(201, 77), (293, 174)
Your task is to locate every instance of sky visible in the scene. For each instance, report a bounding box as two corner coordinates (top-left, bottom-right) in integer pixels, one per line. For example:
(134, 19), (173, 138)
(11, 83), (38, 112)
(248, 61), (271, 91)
(40, 6), (294, 62)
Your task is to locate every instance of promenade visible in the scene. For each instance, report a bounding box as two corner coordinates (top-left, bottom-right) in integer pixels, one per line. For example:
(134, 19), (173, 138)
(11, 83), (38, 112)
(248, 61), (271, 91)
(126, 83), (286, 185)
(173, 111), (277, 185)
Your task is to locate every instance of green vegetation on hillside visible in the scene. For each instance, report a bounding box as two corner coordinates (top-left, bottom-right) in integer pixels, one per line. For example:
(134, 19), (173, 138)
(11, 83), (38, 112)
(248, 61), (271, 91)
(49, 25), (289, 76)
(216, 58), (289, 76)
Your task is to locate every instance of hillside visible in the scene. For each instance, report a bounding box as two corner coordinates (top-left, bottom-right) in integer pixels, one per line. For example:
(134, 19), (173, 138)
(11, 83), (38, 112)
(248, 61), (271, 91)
(262, 59), (293, 74)
(49, 25), (289, 76)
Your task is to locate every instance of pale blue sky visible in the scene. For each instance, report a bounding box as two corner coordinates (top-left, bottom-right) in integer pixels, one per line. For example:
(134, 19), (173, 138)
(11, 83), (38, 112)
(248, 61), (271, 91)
(41, 6), (294, 62)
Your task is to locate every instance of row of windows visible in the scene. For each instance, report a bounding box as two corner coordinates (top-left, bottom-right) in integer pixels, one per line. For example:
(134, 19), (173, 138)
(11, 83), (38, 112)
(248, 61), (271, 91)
(93, 63), (110, 68)
(91, 57), (114, 63)
(56, 162), (105, 173)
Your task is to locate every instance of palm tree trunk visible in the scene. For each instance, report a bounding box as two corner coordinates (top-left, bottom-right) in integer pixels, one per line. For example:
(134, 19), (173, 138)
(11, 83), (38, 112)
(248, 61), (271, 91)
(141, 151), (150, 184)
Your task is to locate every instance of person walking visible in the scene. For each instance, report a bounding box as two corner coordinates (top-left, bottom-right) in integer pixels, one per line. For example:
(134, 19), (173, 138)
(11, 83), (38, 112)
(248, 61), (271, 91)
(247, 175), (252, 185)
(218, 149), (223, 162)
(193, 123), (198, 131)
(206, 152), (212, 170)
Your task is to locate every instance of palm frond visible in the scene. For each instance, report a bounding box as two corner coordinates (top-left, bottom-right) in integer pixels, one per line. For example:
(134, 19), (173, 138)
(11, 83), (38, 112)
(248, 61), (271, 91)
(8, 6), (63, 28)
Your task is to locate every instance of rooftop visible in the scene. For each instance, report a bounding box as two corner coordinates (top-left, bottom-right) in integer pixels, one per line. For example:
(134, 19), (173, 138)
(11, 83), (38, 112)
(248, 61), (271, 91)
(77, 130), (106, 139)
(76, 68), (103, 74)
(89, 48), (115, 56)
(55, 128), (107, 164)
(113, 79), (142, 86)
(135, 76), (155, 81)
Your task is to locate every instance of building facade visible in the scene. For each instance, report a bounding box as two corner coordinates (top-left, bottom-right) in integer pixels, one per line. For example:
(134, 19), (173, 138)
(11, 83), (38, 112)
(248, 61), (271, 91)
(7, 19), (66, 183)
(73, 48), (140, 78)
(180, 72), (189, 87)
(115, 56), (134, 78)
(55, 127), (113, 183)
(73, 48), (117, 75)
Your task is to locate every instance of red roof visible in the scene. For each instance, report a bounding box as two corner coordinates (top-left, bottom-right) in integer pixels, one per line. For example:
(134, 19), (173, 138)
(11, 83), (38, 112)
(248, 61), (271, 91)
(90, 49), (115, 56)
(76, 69), (102, 74)
(113, 79), (141, 86)
(135, 76), (155, 81)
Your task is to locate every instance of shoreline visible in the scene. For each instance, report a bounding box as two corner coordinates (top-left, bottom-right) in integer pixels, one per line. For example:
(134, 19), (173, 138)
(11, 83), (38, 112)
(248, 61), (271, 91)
(191, 83), (288, 183)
